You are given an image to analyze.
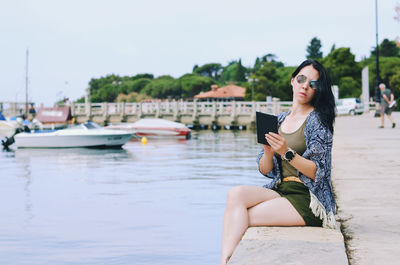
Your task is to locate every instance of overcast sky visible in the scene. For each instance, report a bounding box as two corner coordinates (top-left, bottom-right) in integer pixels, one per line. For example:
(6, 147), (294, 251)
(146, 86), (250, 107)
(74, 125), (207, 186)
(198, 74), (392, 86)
(1, 0), (399, 106)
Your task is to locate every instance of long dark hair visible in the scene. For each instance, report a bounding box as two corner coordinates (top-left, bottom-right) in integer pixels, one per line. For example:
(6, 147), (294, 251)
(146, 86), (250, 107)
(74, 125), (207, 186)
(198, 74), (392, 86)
(291, 59), (336, 133)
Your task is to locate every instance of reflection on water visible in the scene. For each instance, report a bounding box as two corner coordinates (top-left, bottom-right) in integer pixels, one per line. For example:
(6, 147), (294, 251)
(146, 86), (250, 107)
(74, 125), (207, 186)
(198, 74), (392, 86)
(0, 130), (267, 265)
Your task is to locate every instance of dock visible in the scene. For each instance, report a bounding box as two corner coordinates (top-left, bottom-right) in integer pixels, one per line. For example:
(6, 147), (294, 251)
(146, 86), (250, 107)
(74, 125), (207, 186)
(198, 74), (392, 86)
(227, 111), (399, 264)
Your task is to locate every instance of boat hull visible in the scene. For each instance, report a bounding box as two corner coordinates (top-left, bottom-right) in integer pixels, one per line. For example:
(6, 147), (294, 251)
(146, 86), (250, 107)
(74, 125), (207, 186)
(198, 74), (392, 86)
(107, 119), (191, 139)
(14, 133), (133, 148)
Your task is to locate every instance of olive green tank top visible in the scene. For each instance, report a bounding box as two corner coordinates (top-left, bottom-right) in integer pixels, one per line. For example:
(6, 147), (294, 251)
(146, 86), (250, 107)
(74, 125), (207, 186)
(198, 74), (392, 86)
(278, 119), (307, 177)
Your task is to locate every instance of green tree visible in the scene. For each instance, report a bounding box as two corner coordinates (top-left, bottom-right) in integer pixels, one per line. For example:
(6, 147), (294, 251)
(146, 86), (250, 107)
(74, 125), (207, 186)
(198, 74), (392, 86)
(338, 76), (361, 98)
(233, 59), (246, 82)
(142, 75), (181, 98)
(91, 84), (118, 102)
(322, 47), (360, 85)
(360, 57), (400, 97)
(193, 63), (222, 80)
(371, 39), (400, 57)
(125, 78), (152, 93)
(133, 73), (154, 80)
(179, 74), (215, 98)
(306, 37), (323, 60)
(389, 72), (400, 109)
(273, 66), (296, 101)
(245, 62), (279, 100)
(220, 61), (237, 82)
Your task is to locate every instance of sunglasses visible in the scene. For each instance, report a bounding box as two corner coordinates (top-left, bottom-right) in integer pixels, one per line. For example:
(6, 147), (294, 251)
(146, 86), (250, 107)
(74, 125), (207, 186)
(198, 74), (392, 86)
(296, 75), (319, 89)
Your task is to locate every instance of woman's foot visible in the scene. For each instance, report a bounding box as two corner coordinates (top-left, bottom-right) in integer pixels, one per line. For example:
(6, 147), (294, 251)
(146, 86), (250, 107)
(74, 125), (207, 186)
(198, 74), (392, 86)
(393, 123), (396, 128)
(378, 125), (384, 128)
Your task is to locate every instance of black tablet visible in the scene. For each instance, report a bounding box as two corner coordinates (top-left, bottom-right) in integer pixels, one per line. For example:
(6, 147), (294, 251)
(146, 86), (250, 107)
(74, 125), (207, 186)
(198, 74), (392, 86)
(256, 111), (278, 145)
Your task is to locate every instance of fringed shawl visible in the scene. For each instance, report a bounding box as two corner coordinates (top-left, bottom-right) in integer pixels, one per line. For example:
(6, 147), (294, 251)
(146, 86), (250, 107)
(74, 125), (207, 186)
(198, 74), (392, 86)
(257, 111), (336, 229)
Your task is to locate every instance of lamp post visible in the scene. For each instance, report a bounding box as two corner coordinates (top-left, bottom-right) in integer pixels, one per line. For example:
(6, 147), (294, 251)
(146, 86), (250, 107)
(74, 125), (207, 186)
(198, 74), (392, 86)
(374, 0), (381, 102)
(248, 77), (258, 101)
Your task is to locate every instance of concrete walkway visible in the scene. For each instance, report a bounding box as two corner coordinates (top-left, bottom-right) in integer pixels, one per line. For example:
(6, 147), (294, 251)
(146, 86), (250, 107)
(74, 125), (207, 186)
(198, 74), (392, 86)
(228, 226), (348, 265)
(228, 112), (400, 265)
(332, 111), (400, 265)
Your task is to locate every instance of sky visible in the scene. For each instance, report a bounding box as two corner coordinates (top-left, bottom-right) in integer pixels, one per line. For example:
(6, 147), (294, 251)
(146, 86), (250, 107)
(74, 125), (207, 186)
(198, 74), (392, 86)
(1, 0), (399, 107)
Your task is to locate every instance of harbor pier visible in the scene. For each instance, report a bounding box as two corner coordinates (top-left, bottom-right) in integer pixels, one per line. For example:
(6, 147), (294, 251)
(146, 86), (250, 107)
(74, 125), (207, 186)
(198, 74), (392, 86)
(70, 100), (293, 129)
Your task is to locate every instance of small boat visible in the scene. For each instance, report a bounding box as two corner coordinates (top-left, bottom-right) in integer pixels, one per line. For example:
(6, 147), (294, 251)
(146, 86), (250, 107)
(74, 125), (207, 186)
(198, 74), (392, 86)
(0, 120), (20, 137)
(0, 114), (43, 137)
(2, 122), (134, 149)
(106, 118), (191, 139)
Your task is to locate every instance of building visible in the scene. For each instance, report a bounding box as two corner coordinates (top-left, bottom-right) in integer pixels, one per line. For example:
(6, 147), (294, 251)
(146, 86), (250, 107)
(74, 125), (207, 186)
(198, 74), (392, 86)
(194, 84), (246, 102)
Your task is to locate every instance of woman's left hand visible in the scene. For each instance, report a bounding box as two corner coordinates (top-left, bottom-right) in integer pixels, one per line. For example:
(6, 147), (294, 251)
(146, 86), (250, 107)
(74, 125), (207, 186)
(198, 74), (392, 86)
(265, 132), (288, 156)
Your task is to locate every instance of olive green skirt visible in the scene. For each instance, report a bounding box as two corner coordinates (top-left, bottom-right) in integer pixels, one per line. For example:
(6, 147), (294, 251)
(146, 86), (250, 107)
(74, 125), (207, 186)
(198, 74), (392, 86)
(275, 181), (322, 227)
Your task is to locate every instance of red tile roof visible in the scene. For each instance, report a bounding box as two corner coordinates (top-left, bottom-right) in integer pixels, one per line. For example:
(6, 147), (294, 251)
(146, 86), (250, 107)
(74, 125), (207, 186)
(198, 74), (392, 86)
(194, 84), (245, 99)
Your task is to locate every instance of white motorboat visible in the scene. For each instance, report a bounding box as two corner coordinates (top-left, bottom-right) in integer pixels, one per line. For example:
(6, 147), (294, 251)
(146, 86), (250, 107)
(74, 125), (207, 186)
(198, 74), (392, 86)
(106, 118), (191, 139)
(0, 120), (20, 137)
(7, 122), (134, 148)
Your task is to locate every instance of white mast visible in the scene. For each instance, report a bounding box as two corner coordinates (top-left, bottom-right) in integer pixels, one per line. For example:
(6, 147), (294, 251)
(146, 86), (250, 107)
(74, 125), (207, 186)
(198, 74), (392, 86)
(25, 48), (29, 117)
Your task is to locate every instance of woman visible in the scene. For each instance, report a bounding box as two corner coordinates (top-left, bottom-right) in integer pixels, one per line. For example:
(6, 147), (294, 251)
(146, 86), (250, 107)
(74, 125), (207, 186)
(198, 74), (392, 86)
(220, 60), (336, 265)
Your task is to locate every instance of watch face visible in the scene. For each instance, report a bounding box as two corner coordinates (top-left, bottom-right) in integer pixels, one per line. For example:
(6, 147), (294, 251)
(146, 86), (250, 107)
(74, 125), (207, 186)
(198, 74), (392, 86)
(285, 151), (295, 160)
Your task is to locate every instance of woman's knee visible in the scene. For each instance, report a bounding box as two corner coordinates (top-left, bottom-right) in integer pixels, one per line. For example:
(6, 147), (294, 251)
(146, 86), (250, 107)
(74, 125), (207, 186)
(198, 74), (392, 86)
(226, 186), (249, 207)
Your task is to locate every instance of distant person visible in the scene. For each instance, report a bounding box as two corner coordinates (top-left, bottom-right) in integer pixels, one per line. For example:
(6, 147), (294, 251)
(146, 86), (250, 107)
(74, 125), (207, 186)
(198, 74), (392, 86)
(28, 103), (36, 119)
(220, 60), (336, 265)
(378, 83), (396, 128)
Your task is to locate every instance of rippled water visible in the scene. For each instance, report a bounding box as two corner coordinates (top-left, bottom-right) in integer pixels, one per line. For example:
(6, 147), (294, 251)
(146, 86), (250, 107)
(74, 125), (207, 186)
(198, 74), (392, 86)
(0, 130), (269, 265)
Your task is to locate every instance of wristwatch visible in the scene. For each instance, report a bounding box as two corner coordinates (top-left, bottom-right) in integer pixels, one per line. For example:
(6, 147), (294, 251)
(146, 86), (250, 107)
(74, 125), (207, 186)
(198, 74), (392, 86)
(282, 148), (297, 162)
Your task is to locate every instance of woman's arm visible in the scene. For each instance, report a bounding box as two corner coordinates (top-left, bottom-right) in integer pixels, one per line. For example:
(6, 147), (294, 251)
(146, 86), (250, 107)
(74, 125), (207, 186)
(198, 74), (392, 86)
(285, 153), (316, 180)
(258, 145), (275, 175)
(266, 132), (317, 180)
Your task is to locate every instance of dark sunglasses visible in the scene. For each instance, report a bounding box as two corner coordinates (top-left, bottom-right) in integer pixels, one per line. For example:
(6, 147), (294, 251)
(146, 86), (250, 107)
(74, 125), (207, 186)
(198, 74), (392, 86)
(296, 75), (319, 89)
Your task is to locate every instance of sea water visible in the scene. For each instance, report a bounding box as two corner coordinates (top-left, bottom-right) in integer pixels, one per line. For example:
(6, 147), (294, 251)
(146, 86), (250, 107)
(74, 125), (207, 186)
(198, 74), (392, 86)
(0, 130), (269, 265)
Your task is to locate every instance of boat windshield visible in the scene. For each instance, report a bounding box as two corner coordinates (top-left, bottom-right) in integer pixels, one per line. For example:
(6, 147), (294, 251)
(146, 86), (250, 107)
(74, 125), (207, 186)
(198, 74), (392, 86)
(84, 122), (102, 129)
(64, 122), (102, 130)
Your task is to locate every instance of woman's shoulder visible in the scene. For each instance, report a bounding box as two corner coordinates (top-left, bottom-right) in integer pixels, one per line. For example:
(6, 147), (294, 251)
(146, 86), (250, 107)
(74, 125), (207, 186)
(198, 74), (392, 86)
(306, 111), (332, 137)
(277, 111), (290, 123)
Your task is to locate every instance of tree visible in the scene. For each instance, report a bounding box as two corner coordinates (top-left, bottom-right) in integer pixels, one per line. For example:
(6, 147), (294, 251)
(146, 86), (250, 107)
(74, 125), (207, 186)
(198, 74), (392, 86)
(193, 63), (223, 80)
(322, 47), (360, 85)
(133, 73), (154, 80)
(245, 62), (279, 100)
(371, 39), (400, 57)
(124, 78), (152, 93)
(306, 37), (323, 60)
(142, 75), (181, 99)
(220, 61), (239, 82)
(91, 84), (118, 102)
(233, 59), (246, 82)
(361, 57), (400, 97)
(338, 76), (361, 98)
(273, 66), (296, 101)
(179, 74), (215, 98)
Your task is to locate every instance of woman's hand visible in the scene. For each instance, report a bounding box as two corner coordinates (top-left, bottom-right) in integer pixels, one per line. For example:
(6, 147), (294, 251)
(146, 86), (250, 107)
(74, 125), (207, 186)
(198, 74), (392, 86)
(265, 132), (288, 156)
(262, 143), (274, 154)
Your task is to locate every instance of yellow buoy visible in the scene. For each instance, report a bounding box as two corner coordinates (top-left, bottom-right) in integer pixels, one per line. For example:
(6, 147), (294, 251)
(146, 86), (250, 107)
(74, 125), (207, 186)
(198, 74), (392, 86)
(141, 136), (148, 145)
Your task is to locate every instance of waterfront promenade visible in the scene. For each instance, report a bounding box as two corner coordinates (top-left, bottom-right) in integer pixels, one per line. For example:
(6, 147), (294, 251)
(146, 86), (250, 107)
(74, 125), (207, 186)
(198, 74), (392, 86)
(332, 111), (400, 265)
(229, 111), (400, 265)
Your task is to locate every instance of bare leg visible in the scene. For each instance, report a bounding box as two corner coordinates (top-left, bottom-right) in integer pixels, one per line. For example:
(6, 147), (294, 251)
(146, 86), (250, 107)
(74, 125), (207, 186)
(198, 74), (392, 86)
(248, 197), (305, 226)
(380, 112), (385, 127)
(220, 186), (305, 265)
(220, 186), (280, 265)
(387, 114), (395, 125)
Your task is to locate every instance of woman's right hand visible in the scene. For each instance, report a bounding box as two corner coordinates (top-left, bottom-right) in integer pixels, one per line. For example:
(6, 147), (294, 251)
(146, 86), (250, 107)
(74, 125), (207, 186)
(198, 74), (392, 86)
(259, 142), (275, 175)
(262, 134), (274, 155)
(261, 144), (271, 152)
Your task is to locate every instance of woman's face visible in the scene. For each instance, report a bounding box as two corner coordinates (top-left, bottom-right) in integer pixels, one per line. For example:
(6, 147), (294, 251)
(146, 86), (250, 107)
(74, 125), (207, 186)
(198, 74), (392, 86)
(291, 65), (319, 105)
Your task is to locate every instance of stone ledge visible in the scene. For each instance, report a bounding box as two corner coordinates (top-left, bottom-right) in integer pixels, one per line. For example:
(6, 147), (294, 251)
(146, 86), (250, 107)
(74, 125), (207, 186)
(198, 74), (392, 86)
(228, 227), (348, 265)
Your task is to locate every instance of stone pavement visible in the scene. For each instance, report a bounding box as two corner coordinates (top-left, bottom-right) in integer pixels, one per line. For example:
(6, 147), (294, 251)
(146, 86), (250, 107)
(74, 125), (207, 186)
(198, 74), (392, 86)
(228, 226), (348, 265)
(332, 111), (400, 265)
(228, 112), (400, 265)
